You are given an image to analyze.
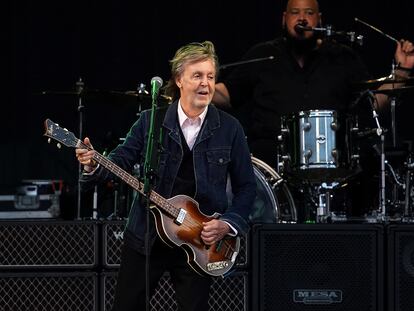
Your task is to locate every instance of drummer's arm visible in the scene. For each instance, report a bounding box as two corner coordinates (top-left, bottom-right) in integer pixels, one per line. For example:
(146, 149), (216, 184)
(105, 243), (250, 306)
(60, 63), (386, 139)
(213, 82), (232, 109)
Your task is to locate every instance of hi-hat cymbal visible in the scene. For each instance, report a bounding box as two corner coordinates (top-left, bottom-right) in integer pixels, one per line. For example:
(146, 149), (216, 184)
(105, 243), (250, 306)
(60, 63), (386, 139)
(354, 75), (414, 88)
(109, 90), (172, 102)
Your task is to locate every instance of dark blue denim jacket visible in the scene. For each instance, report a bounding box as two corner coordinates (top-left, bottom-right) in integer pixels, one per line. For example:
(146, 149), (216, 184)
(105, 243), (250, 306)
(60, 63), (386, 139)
(81, 101), (256, 254)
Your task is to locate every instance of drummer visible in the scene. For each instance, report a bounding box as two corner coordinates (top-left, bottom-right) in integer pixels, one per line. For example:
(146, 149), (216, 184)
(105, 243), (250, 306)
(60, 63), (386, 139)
(213, 0), (414, 167)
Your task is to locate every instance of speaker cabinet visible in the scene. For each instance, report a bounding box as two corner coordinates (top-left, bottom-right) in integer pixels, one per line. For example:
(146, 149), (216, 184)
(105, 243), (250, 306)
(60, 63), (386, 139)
(102, 220), (126, 269)
(0, 220), (98, 269)
(0, 272), (97, 310)
(252, 224), (384, 311)
(101, 270), (248, 311)
(388, 224), (414, 311)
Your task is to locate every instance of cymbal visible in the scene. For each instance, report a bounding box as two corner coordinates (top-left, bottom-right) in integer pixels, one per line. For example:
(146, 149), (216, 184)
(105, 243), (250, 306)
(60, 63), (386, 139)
(371, 85), (414, 96)
(354, 75), (414, 88)
(109, 90), (172, 102)
(37, 89), (173, 104)
(37, 88), (104, 96)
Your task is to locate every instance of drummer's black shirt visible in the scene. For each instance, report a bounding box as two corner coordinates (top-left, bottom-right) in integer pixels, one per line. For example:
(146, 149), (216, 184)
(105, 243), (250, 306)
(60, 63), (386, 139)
(221, 37), (370, 165)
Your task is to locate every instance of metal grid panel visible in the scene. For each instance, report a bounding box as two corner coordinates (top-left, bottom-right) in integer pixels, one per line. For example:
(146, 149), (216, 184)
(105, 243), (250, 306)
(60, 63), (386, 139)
(0, 272), (97, 311)
(0, 220), (98, 269)
(102, 220), (126, 268)
(101, 271), (248, 311)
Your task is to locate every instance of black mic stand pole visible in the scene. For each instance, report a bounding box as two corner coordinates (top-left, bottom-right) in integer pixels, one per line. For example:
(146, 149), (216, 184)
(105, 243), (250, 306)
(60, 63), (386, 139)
(143, 84), (160, 311)
(219, 56), (274, 70)
(76, 77), (85, 220)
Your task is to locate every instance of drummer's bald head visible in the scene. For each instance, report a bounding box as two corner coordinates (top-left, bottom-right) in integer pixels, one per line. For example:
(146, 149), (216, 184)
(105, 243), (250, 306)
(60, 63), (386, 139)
(285, 0), (320, 12)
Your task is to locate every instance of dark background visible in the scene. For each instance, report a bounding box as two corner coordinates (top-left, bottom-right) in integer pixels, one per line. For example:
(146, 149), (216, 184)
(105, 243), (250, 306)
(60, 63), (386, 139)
(5, 1), (413, 211)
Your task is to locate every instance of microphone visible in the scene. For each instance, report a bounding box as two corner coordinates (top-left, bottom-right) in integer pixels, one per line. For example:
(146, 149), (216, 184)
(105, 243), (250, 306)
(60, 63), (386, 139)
(294, 24), (313, 33)
(356, 128), (381, 138)
(294, 24), (331, 34)
(294, 24), (363, 44)
(150, 76), (163, 98)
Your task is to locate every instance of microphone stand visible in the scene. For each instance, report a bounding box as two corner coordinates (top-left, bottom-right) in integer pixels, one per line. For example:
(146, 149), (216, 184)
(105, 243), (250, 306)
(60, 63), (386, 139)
(219, 56), (275, 70)
(296, 24), (364, 46)
(354, 17), (399, 44)
(143, 85), (160, 311)
(76, 78), (84, 220)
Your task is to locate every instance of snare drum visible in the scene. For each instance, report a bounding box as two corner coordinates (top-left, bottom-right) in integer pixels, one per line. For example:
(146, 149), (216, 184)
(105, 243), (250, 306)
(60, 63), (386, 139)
(279, 110), (359, 182)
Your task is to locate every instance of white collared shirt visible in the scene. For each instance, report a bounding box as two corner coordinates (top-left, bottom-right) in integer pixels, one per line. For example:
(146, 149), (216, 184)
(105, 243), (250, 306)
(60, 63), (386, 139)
(177, 101), (208, 150)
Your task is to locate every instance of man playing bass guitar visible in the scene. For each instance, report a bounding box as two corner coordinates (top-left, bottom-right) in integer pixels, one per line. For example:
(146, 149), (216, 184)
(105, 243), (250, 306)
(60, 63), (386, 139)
(75, 41), (256, 311)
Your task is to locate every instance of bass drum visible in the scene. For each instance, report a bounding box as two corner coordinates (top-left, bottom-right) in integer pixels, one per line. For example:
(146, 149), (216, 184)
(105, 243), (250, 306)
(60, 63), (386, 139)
(227, 157), (297, 223)
(250, 157), (297, 223)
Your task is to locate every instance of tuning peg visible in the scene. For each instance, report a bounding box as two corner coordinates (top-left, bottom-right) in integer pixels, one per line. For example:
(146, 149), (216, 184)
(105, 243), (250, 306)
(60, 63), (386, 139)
(57, 143), (61, 149)
(63, 128), (68, 131)
(48, 138), (51, 144)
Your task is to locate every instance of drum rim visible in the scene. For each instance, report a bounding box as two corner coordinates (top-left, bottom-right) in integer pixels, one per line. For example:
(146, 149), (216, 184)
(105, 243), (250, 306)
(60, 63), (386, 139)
(251, 159), (279, 222)
(251, 156), (282, 183)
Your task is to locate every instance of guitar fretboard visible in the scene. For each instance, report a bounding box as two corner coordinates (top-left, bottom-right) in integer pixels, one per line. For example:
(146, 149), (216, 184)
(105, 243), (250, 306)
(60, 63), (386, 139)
(78, 139), (180, 219)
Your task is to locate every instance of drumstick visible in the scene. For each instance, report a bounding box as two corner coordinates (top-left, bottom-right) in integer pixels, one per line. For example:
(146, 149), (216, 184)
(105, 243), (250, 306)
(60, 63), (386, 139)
(354, 17), (399, 43)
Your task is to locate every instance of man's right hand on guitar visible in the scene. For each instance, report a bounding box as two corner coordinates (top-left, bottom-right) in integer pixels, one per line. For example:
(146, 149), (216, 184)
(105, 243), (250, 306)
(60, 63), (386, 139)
(201, 219), (231, 246)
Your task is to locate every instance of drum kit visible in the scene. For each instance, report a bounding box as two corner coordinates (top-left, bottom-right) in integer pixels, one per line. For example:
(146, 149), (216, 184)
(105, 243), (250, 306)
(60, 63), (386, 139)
(251, 74), (414, 225)
(40, 75), (413, 224)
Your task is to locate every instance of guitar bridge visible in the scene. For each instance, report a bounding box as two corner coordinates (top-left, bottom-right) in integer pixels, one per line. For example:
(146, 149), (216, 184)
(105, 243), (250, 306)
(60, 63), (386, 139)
(174, 208), (187, 225)
(206, 261), (229, 272)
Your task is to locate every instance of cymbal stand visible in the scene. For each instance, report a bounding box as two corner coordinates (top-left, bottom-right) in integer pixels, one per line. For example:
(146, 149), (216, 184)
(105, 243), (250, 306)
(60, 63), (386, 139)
(137, 82), (149, 116)
(390, 96), (397, 148)
(390, 61), (398, 148)
(367, 91), (387, 221)
(76, 78), (85, 220)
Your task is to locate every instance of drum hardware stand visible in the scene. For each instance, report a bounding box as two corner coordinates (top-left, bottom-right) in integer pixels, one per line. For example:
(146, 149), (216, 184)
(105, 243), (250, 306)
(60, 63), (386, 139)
(276, 126), (290, 175)
(107, 180), (121, 220)
(402, 153), (414, 221)
(385, 160), (407, 220)
(92, 185), (98, 219)
(316, 182), (338, 223)
(364, 91), (388, 222)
